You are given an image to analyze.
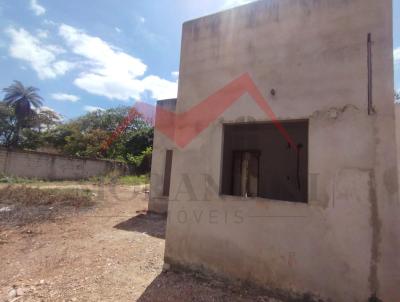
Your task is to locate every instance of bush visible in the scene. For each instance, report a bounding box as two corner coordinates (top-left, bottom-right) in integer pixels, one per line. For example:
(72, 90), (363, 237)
(127, 146), (152, 174)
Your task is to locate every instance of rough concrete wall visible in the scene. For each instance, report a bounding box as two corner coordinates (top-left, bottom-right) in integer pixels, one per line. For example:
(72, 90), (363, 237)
(162, 0), (400, 301)
(396, 104), (400, 201)
(149, 99), (177, 213)
(0, 149), (127, 180)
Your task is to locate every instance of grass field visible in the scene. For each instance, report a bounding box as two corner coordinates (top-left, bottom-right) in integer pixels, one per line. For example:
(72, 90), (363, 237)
(0, 174), (150, 186)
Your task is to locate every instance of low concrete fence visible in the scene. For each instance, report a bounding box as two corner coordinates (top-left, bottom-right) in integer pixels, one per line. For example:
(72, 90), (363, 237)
(0, 148), (129, 180)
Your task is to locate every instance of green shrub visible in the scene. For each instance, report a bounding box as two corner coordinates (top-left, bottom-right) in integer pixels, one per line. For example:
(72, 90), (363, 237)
(127, 146), (152, 174)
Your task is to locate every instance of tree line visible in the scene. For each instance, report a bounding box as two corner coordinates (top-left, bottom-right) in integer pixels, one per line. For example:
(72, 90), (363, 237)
(0, 81), (153, 173)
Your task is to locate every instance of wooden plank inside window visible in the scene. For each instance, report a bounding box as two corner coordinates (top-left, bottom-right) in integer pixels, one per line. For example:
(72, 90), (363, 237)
(231, 150), (260, 197)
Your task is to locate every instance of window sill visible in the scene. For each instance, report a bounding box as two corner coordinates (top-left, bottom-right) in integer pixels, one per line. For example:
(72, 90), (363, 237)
(219, 194), (308, 206)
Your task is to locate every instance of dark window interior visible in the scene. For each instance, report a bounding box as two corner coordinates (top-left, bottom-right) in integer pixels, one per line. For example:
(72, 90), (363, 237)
(221, 121), (308, 203)
(163, 150), (173, 196)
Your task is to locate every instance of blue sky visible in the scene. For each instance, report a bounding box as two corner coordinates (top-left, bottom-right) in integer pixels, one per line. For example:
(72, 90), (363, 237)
(0, 0), (399, 119)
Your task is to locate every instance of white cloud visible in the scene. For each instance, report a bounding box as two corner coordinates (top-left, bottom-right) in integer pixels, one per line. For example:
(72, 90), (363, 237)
(34, 105), (61, 116)
(394, 48), (400, 65)
(43, 19), (57, 26)
(222, 0), (256, 9)
(51, 93), (80, 102)
(84, 105), (104, 112)
(30, 0), (46, 16)
(37, 106), (57, 114)
(6, 27), (74, 79)
(38, 106), (64, 122)
(41, 106), (54, 111)
(142, 76), (178, 100)
(171, 71), (179, 77)
(59, 24), (146, 77)
(115, 27), (122, 33)
(138, 16), (146, 23)
(59, 24), (177, 101)
(53, 60), (74, 74)
(37, 29), (49, 39)
(74, 74), (146, 100)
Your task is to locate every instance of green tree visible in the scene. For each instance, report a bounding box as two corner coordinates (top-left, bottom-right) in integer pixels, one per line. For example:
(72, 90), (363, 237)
(0, 102), (17, 147)
(50, 106), (153, 161)
(72, 106), (147, 133)
(125, 127), (154, 156)
(62, 128), (109, 157)
(127, 146), (153, 174)
(2, 81), (43, 146)
(41, 124), (76, 149)
(32, 109), (61, 132)
(14, 103), (156, 174)
(19, 128), (43, 150)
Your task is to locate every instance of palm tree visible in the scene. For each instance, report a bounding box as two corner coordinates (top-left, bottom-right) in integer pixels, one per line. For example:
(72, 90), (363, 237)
(2, 81), (43, 146)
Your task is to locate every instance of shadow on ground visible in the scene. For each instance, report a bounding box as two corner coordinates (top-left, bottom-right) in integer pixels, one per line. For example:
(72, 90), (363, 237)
(137, 271), (324, 302)
(136, 271), (281, 302)
(137, 271), (238, 302)
(113, 212), (166, 239)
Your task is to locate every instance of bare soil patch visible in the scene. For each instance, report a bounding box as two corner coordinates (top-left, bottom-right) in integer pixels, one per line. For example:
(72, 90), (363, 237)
(1, 183), (289, 302)
(0, 186), (94, 228)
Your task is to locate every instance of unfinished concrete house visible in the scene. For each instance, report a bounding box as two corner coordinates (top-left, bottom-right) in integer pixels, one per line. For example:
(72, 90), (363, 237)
(150, 0), (400, 300)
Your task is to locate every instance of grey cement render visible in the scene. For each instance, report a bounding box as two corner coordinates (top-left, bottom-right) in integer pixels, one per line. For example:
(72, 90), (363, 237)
(150, 0), (400, 301)
(150, 99), (177, 213)
(0, 148), (128, 180)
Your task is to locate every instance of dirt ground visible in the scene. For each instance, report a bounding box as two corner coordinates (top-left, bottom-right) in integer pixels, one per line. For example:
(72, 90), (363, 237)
(0, 184), (286, 302)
